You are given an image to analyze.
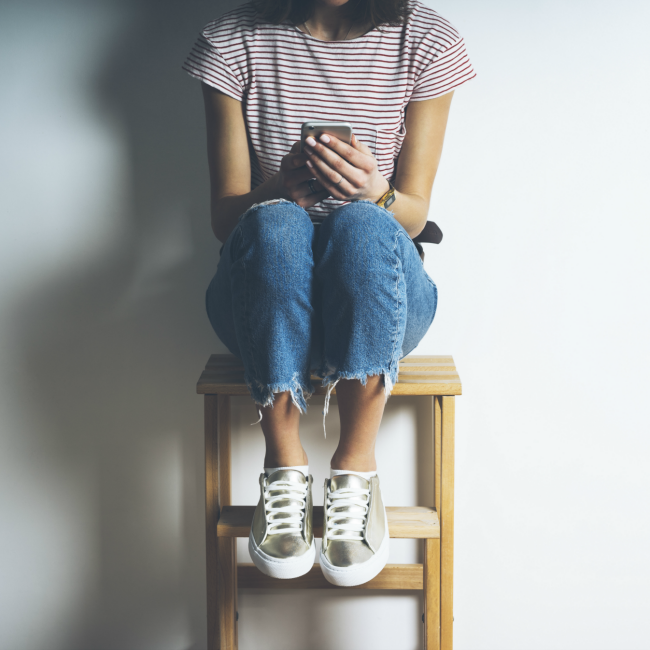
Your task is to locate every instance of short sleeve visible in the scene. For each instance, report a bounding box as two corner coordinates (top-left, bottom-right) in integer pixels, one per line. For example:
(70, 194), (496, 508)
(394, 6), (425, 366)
(182, 31), (244, 102)
(410, 35), (476, 101)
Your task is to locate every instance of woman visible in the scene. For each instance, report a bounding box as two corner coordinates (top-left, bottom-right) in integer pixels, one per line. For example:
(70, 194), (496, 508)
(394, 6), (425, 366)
(183, 0), (474, 586)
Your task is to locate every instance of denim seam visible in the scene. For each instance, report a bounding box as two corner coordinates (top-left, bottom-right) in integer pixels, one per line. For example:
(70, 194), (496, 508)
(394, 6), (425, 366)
(240, 242), (262, 388)
(427, 282), (438, 331)
(386, 228), (402, 397)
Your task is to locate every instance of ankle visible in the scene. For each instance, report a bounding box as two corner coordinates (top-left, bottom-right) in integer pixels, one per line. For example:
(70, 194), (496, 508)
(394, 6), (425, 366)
(330, 451), (377, 473)
(264, 448), (308, 468)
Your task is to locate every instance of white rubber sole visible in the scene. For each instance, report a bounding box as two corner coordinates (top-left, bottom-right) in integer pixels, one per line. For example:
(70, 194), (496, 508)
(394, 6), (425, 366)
(319, 517), (390, 587)
(248, 534), (316, 579)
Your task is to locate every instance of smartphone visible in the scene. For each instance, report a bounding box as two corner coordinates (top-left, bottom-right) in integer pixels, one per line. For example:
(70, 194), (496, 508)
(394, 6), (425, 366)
(300, 121), (353, 152)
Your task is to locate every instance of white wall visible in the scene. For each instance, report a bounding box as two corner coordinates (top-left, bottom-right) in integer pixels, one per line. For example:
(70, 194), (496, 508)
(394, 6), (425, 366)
(1, 0), (648, 648)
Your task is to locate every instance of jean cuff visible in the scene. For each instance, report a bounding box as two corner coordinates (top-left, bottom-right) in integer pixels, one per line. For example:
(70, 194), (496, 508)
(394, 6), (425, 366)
(316, 364), (399, 438)
(245, 371), (315, 419)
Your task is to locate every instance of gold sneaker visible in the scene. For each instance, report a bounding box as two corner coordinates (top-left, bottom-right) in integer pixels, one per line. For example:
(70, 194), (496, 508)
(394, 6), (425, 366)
(320, 474), (389, 586)
(248, 469), (315, 579)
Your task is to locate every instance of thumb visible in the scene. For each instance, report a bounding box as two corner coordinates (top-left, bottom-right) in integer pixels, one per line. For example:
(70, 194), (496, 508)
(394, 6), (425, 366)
(351, 133), (373, 156)
(290, 140), (301, 154)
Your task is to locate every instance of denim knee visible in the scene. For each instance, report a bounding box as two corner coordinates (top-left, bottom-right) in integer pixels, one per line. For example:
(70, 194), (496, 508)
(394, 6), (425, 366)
(323, 200), (401, 238)
(317, 200), (408, 275)
(235, 199), (313, 261)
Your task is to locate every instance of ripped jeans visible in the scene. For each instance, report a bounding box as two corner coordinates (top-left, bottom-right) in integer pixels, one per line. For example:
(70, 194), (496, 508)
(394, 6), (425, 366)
(206, 198), (438, 434)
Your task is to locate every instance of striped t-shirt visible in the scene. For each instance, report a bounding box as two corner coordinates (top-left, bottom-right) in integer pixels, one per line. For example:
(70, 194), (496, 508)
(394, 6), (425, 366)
(183, 0), (475, 221)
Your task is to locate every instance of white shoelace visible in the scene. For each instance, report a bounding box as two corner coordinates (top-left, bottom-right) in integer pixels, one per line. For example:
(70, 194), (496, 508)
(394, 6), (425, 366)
(325, 484), (371, 542)
(264, 479), (309, 535)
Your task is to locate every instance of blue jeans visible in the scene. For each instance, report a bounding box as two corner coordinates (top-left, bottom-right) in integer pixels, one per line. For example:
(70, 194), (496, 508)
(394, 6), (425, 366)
(206, 199), (438, 426)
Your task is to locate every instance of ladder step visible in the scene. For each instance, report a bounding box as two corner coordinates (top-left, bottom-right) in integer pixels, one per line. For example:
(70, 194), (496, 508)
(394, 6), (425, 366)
(238, 563), (424, 590)
(217, 505), (439, 539)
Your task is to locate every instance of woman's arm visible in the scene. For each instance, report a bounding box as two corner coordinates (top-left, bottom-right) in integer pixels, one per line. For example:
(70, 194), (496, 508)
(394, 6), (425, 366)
(202, 83), (329, 243)
(302, 91), (454, 239)
(203, 83), (268, 243)
(391, 91), (454, 238)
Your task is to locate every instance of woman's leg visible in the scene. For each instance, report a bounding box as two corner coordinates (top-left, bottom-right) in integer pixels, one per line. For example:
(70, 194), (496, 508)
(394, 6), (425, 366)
(258, 394), (307, 467)
(314, 200), (438, 470)
(206, 199), (318, 466)
(331, 375), (385, 471)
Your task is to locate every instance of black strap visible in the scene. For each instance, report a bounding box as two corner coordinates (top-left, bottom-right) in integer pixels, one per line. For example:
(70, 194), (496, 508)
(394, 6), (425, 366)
(412, 220), (443, 245)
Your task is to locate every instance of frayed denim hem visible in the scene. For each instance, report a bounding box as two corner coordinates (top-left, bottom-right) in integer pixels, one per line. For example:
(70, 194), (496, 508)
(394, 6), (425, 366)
(245, 371), (315, 425)
(315, 365), (399, 438)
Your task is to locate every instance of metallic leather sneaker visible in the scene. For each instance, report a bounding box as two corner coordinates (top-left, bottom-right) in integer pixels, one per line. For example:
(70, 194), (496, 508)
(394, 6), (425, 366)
(248, 469), (315, 579)
(320, 473), (389, 587)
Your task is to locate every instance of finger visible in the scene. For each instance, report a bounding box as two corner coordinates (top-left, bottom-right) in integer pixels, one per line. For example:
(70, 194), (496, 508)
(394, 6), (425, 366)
(301, 177), (326, 195)
(293, 176), (325, 198)
(289, 140), (312, 169)
(300, 188), (331, 209)
(281, 150), (310, 173)
(286, 176), (328, 204)
(350, 133), (374, 157)
(296, 176), (330, 206)
(306, 156), (356, 200)
(280, 141), (308, 172)
(300, 179), (329, 200)
(308, 133), (375, 176)
(304, 141), (360, 190)
(285, 165), (321, 188)
(304, 136), (370, 187)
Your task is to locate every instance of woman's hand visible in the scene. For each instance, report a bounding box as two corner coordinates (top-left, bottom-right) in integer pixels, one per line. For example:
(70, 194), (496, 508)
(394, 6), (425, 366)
(275, 141), (331, 208)
(302, 133), (390, 203)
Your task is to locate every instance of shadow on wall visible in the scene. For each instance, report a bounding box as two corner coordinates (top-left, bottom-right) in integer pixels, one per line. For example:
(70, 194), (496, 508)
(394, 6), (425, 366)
(7, 0), (241, 647)
(6, 0), (436, 647)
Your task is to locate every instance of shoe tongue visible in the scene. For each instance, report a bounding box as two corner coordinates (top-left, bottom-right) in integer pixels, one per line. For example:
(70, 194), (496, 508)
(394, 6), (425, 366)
(267, 469), (307, 484)
(330, 474), (369, 491)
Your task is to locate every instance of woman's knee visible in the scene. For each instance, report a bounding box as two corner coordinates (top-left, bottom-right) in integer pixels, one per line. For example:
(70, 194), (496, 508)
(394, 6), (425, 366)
(323, 200), (398, 239)
(235, 199), (314, 267)
(239, 199), (312, 242)
(319, 201), (403, 262)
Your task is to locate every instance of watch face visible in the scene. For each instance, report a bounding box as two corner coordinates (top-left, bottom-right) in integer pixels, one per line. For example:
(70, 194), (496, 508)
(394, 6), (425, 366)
(384, 192), (396, 208)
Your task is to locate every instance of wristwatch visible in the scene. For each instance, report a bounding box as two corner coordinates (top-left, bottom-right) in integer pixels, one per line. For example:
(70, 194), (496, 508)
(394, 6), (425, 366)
(376, 181), (396, 209)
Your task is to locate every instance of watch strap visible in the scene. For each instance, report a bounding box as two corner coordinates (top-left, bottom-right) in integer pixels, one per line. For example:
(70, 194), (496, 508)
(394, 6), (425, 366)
(376, 182), (396, 209)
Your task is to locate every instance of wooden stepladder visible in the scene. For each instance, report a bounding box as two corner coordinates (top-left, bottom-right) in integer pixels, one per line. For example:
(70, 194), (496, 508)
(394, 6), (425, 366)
(197, 354), (461, 649)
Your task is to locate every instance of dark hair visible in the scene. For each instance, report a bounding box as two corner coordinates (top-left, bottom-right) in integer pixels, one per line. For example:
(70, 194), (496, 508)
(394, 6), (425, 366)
(251, 0), (412, 29)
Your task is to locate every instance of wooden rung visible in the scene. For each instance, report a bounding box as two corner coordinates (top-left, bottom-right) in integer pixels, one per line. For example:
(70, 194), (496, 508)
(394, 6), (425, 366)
(395, 365), (457, 372)
(217, 505), (439, 539)
(238, 563), (423, 590)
